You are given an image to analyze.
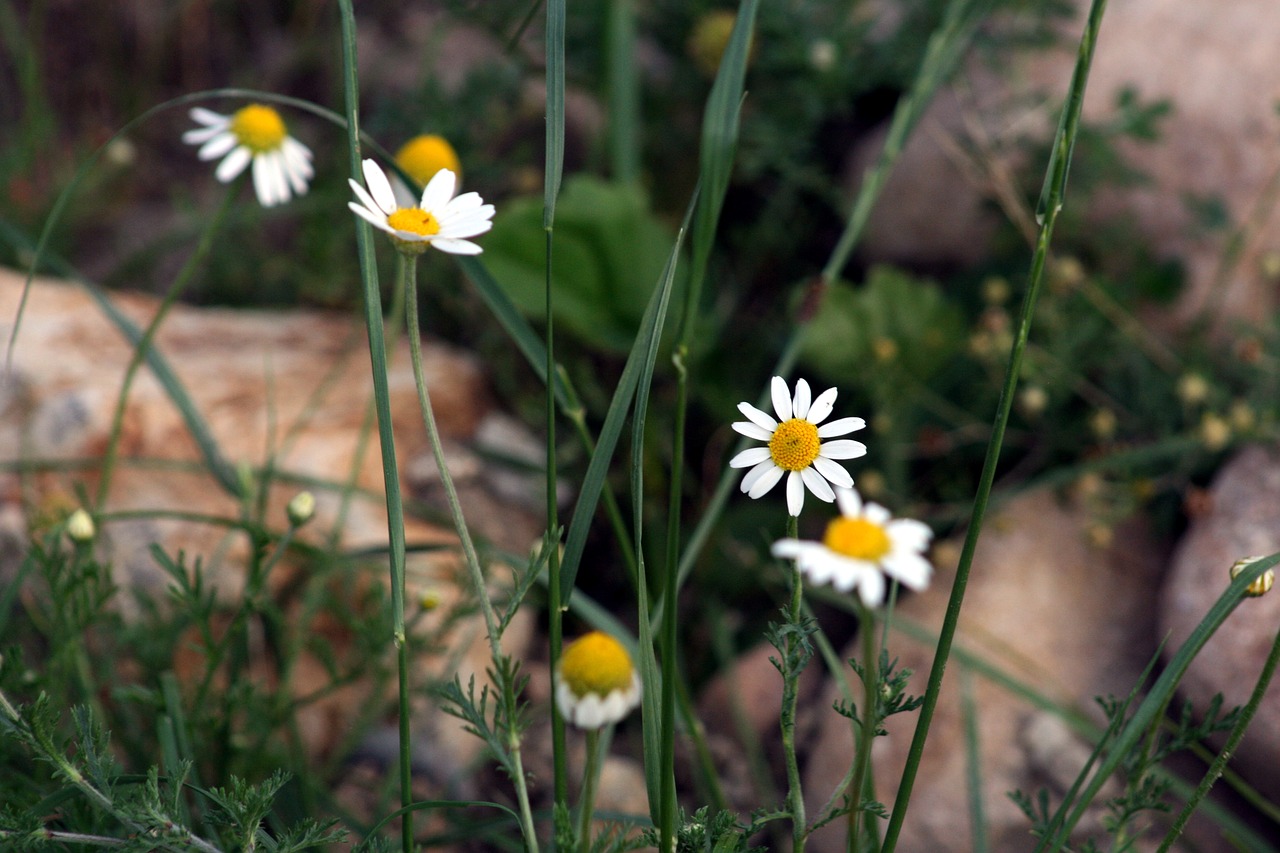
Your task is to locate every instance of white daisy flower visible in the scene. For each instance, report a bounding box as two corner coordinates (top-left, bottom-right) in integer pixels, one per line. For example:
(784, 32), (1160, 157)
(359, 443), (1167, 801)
(730, 376), (867, 517)
(183, 104), (314, 207)
(555, 631), (642, 730)
(772, 487), (933, 607)
(347, 158), (494, 256)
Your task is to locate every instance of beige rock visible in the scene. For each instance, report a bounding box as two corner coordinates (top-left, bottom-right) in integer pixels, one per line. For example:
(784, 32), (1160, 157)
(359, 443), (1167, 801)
(0, 268), (540, 765)
(802, 490), (1165, 853)
(855, 0), (1280, 328)
(1160, 444), (1280, 798)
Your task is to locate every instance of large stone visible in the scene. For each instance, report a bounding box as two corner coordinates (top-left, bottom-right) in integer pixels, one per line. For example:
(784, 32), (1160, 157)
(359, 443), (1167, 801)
(855, 0), (1280, 327)
(802, 490), (1167, 852)
(0, 268), (541, 768)
(1160, 444), (1280, 798)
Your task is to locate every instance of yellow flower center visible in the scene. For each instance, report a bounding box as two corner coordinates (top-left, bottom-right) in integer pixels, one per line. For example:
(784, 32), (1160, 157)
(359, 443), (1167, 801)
(395, 134), (461, 187)
(386, 207), (441, 237)
(823, 517), (892, 562)
(768, 418), (821, 472)
(230, 104), (288, 153)
(560, 631), (635, 698)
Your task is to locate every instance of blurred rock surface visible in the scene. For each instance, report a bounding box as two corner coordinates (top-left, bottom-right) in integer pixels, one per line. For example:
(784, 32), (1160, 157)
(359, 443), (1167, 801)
(803, 490), (1169, 852)
(1160, 444), (1280, 798)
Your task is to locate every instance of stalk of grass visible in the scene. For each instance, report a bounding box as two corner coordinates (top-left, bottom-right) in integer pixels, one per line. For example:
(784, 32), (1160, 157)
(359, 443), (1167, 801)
(880, 1), (1109, 848)
(544, 0), (569, 817)
(606, 0), (640, 183)
(1157, 619), (1280, 851)
(960, 666), (989, 853)
(335, 4), (412, 851)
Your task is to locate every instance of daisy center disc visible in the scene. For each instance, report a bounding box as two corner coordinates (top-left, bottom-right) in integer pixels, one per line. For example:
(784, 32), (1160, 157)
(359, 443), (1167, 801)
(768, 418), (821, 471)
(230, 104), (288, 153)
(823, 517), (892, 562)
(395, 135), (460, 186)
(560, 632), (635, 698)
(387, 207), (441, 237)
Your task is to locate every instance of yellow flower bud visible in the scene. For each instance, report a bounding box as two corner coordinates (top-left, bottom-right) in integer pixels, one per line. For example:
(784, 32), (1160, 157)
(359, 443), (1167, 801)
(66, 509), (96, 544)
(1229, 557), (1275, 597)
(287, 491), (316, 527)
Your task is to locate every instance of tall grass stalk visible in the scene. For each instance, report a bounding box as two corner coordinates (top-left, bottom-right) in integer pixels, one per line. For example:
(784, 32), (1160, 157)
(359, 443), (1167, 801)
(881, 2), (1110, 848)
(336, 3), (411, 849)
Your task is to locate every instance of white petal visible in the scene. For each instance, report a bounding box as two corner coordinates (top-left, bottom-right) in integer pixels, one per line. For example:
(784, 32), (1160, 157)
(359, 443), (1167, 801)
(184, 124), (225, 145)
(252, 155), (277, 206)
(817, 417), (866, 438)
(189, 107), (228, 127)
(888, 519), (933, 551)
(807, 388), (838, 425)
(771, 376), (793, 421)
(811, 456), (853, 489)
(438, 216), (493, 240)
(737, 402), (777, 431)
(740, 458), (779, 492)
(362, 159), (398, 214)
(729, 447), (772, 468)
(747, 464), (785, 499)
(349, 179), (386, 222)
(770, 538), (806, 559)
(835, 487), (862, 517)
(446, 191), (484, 213)
(214, 146), (251, 183)
(884, 552), (932, 590)
(819, 439), (868, 460)
(392, 177), (419, 209)
(786, 470), (805, 516)
(792, 378), (812, 420)
(855, 570), (886, 607)
(420, 167), (457, 212)
(348, 201), (392, 232)
(863, 503), (892, 525)
(197, 132), (237, 161)
(731, 421), (774, 442)
(801, 466), (836, 503)
(429, 237), (484, 255)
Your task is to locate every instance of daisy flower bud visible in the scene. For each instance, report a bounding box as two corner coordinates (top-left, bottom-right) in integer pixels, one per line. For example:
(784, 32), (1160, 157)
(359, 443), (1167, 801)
(286, 491), (316, 527)
(66, 509), (96, 544)
(1230, 556), (1275, 597)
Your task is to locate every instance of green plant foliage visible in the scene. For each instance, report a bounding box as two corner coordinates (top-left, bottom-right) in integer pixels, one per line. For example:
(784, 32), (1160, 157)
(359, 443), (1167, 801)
(798, 265), (965, 386)
(482, 175), (685, 352)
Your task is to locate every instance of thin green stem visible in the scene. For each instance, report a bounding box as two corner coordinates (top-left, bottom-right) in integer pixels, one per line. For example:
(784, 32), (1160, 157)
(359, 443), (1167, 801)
(337, 4), (411, 849)
(779, 515), (807, 853)
(93, 186), (236, 511)
(848, 603), (878, 852)
(577, 728), (603, 853)
(405, 259), (538, 852)
(1157, 622), (1280, 852)
(548, 235), (568, 814)
(881, 3), (1107, 848)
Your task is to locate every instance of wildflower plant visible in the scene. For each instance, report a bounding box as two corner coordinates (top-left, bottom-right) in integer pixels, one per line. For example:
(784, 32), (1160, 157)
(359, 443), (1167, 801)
(5, 0), (1280, 852)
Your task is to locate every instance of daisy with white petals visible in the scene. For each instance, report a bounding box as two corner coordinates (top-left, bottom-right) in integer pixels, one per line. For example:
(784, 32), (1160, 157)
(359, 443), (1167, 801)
(348, 159), (494, 256)
(183, 104), (314, 207)
(555, 631), (642, 730)
(772, 486), (933, 607)
(730, 376), (867, 517)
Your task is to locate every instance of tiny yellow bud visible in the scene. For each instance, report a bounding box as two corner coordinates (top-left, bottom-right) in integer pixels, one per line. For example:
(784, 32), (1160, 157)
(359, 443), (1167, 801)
(1090, 408), (1117, 441)
(66, 509), (96, 544)
(981, 276), (1010, 305)
(1229, 400), (1256, 433)
(872, 337), (899, 362)
(1176, 372), (1210, 406)
(1199, 413), (1231, 452)
(688, 10), (750, 78)
(858, 470), (886, 498)
(1018, 386), (1049, 418)
(1229, 557), (1275, 597)
(419, 589), (443, 611)
(287, 491), (316, 527)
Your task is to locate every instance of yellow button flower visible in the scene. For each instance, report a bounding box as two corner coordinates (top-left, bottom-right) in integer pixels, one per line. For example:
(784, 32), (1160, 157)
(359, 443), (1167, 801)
(556, 631), (642, 729)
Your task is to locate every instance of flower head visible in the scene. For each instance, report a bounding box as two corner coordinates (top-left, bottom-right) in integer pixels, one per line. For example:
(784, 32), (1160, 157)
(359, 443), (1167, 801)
(1230, 556), (1275, 598)
(395, 134), (462, 188)
(348, 159), (494, 256)
(556, 631), (642, 729)
(183, 105), (313, 207)
(772, 487), (933, 607)
(66, 508), (96, 544)
(730, 376), (866, 517)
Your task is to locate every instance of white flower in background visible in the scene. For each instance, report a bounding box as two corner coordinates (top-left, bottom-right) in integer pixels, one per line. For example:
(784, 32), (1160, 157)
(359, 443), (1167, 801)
(183, 104), (313, 207)
(772, 487), (933, 607)
(730, 376), (866, 517)
(347, 159), (494, 255)
(555, 631), (642, 729)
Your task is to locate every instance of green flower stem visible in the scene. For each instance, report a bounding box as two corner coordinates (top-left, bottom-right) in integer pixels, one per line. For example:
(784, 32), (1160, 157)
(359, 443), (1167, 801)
(1157, 622), (1280, 852)
(848, 603), (878, 852)
(779, 514), (807, 853)
(337, 3), (411, 849)
(93, 185), (237, 511)
(403, 257), (539, 852)
(548, 238), (569, 814)
(577, 728), (604, 853)
(880, 2), (1108, 849)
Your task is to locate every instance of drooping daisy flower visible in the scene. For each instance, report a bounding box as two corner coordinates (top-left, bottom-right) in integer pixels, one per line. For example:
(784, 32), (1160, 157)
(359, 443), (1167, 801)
(392, 134), (463, 207)
(772, 487), (933, 607)
(348, 159), (494, 256)
(556, 631), (642, 729)
(183, 104), (314, 207)
(730, 376), (867, 517)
